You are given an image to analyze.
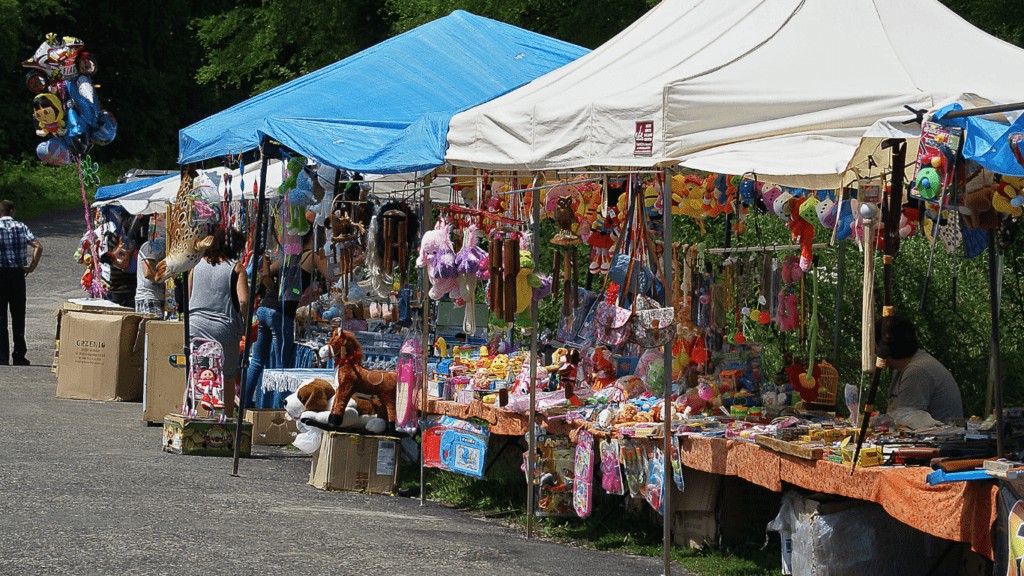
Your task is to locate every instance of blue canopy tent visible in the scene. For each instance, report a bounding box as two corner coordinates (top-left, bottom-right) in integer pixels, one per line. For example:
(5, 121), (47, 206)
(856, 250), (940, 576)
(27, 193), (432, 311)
(178, 10), (588, 173)
(94, 174), (176, 202)
(934, 103), (1024, 177)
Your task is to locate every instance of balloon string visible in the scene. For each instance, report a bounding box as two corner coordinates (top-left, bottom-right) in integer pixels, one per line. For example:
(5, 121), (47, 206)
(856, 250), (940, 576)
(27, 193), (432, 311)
(77, 159), (105, 298)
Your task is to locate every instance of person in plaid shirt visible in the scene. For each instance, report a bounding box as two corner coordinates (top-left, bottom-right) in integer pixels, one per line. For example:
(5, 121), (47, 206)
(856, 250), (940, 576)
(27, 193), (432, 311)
(0, 200), (43, 366)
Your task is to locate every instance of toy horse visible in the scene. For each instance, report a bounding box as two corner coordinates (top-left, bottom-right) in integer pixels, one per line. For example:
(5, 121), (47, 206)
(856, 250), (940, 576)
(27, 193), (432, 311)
(326, 329), (399, 430)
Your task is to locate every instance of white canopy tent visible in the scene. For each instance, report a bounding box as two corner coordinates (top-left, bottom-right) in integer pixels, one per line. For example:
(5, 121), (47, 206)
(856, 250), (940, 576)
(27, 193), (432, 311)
(446, 0), (1024, 187)
(93, 160), (285, 215)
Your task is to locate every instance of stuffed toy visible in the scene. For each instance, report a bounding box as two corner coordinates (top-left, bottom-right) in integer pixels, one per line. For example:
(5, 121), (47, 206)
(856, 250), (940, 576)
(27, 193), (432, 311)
(963, 185), (1000, 229)
(325, 329), (399, 430)
(417, 220), (461, 301)
(670, 174), (709, 231)
(773, 190), (795, 220)
(283, 378), (386, 433)
(704, 173), (737, 217)
(815, 196), (837, 230)
(761, 185), (783, 217)
(992, 177), (1024, 217)
(589, 346), (617, 391)
(786, 197), (815, 271)
(513, 249), (544, 332)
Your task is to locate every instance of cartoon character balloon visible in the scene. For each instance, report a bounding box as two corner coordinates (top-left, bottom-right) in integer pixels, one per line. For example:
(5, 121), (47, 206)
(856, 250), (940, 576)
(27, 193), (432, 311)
(23, 34), (117, 166)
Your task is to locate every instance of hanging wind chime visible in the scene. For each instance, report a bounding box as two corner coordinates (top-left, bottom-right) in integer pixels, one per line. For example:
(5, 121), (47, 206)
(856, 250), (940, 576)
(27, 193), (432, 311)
(551, 195), (581, 315)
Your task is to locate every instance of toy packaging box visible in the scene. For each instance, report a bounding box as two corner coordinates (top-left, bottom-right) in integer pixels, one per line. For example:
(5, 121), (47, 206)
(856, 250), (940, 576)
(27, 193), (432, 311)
(309, 431), (399, 495)
(55, 308), (148, 401)
(244, 409), (298, 446)
(422, 416), (489, 479)
(162, 414), (252, 457)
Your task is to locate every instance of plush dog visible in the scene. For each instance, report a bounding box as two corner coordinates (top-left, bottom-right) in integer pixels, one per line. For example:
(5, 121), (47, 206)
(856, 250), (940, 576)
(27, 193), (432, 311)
(284, 377), (386, 434)
(326, 329), (398, 430)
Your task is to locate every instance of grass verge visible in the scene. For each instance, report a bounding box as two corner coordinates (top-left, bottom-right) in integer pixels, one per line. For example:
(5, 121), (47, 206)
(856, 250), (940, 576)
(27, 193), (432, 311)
(396, 442), (781, 576)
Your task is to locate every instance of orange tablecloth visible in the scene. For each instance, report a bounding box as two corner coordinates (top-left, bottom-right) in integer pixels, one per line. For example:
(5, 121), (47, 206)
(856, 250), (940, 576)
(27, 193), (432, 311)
(425, 399), (531, 436)
(679, 436), (998, 559)
(421, 403), (998, 559)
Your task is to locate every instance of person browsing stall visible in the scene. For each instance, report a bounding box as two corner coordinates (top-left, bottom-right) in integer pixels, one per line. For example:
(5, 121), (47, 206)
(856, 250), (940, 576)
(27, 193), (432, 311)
(243, 220), (334, 407)
(188, 228), (249, 415)
(879, 316), (963, 426)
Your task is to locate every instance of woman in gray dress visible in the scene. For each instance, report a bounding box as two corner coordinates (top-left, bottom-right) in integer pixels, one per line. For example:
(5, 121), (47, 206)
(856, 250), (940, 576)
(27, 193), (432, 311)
(188, 228), (249, 416)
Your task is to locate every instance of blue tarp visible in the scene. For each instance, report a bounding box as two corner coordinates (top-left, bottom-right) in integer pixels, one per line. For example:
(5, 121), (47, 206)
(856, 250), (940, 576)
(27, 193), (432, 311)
(94, 174), (177, 202)
(934, 103), (1024, 178)
(178, 10), (588, 173)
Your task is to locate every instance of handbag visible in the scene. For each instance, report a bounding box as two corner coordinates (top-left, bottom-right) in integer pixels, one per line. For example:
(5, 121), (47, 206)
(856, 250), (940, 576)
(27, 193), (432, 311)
(630, 294), (677, 348)
(595, 300), (632, 346)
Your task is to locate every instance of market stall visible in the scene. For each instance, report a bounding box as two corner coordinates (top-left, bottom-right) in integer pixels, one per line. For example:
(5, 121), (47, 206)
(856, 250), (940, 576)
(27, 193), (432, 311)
(436, 0), (1024, 572)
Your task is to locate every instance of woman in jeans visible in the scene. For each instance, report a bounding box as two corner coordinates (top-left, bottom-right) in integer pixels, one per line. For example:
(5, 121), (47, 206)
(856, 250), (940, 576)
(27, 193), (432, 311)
(243, 224), (333, 407)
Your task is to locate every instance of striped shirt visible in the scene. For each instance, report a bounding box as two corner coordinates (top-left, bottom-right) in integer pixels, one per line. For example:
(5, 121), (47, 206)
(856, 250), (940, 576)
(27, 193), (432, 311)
(0, 216), (36, 269)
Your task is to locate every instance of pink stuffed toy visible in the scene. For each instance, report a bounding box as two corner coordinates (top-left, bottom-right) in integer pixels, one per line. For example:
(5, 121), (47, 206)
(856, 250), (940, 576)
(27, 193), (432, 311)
(775, 292), (799, 332)
(786, 197), (815, 271)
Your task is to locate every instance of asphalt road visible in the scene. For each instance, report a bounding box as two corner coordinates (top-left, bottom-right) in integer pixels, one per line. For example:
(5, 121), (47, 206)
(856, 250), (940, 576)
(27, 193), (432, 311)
(0, 209), (679, 576)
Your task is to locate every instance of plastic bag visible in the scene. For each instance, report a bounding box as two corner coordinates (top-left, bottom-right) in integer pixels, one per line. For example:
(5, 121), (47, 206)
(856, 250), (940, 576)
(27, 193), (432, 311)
(291, 420), (322, 454)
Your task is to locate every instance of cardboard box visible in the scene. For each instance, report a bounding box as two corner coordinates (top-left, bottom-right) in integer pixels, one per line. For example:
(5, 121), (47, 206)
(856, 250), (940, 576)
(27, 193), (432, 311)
(143, 321), (189, 423)
(673, 510), (718, 548)
(717, 476), (782, 542)
(676, 468), (721, 512)
(162, 414), (251, 457)
(55, 309), (147, 401)
(309, 431), (399, 495)
(245, 409), (298, 446)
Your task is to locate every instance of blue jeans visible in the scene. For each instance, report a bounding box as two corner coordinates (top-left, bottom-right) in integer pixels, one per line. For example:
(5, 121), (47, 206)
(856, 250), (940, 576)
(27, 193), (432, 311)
(244, 306), (295, 407)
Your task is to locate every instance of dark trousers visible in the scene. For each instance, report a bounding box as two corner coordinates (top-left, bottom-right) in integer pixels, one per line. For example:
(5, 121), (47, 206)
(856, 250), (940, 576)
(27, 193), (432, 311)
(0, 267), (27, 363)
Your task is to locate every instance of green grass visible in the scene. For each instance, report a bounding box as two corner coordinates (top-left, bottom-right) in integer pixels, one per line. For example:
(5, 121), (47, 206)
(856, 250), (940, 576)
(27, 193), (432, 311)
(397, 443), (781, 576)
(0, 155), (137, 220)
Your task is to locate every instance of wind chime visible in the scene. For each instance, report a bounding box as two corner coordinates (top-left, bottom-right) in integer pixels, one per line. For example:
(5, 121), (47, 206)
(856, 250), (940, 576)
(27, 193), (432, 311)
(330, 208), (364, 297)
(381, 203), (410, 287)
(551, 194), (581, 315)
(488, 227), (520, 324)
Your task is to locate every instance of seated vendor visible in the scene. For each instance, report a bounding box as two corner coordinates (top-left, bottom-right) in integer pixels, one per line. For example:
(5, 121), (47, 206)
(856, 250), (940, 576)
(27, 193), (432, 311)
(879, 316), (963, 425)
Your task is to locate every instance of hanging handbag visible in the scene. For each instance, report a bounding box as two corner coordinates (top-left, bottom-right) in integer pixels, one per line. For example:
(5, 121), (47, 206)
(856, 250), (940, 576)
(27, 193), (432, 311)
(594, 196), (638, 347)
(595, 300), (633, 346)
(630, 294), (677, 348)
(622, 178), (677, 349)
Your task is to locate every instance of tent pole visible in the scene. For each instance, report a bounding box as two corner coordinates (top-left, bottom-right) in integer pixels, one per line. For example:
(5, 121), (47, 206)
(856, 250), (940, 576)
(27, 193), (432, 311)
(988, 229), (1005, 457)
(232, 143), (271, 475)
(527, 172), (540, 539)
(420, 180), (432, 506)
(661, 167), (674, 575)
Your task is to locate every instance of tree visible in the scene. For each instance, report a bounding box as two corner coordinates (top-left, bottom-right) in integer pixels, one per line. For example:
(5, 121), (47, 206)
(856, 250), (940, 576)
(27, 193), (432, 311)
(383, 0), (659, 49)
(192, 0), (394, 95)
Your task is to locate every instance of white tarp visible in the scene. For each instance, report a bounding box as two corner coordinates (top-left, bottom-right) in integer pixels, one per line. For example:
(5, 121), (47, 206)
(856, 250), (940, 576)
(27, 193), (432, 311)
(446, 0), (1024, 187)
(94, 160), (284, 215)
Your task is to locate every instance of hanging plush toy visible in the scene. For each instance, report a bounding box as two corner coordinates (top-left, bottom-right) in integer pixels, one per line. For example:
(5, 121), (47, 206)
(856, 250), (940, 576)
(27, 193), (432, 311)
(417, 219), (460, 301)
(670, 175), (709, 232)
(454, 224), (487, 332)
(513, 249), (543, 333)
(786, 197), (815, 271)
